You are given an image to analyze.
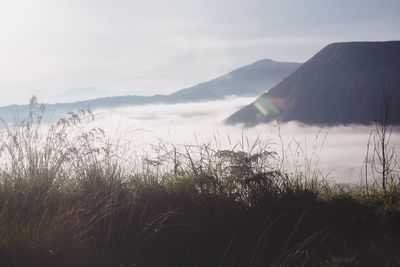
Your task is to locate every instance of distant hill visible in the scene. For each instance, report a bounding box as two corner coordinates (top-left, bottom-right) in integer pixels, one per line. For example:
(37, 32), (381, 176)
(61, 87), (117, 102)
(0, 59), (300, 123)
(226, 41), (400, 126)
(169, 59), (300, 101)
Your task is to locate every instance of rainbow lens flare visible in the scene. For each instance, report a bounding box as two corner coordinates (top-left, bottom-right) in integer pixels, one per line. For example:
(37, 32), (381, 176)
(253, 96), (283, 116)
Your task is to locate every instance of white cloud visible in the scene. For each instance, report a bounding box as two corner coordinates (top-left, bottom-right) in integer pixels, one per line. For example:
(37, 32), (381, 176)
(89, 98), (400, 184)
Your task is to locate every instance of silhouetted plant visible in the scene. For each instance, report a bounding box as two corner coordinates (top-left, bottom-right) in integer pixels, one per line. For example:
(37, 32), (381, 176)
(369, 90), (399, 192)
(0, 97), (399, 266)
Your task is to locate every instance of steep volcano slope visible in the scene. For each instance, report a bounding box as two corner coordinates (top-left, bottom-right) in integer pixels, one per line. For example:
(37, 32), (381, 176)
(227, 41), (400, 126)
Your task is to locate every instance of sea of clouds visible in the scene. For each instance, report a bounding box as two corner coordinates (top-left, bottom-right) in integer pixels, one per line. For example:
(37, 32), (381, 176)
(90, 97), (400, 184)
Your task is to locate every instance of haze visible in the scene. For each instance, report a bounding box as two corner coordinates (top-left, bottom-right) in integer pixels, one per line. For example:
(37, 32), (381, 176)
(1, 0), (400, 105)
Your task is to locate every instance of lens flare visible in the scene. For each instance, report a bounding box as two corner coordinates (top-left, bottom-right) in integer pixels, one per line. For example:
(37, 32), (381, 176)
(253, 96), (282, 116)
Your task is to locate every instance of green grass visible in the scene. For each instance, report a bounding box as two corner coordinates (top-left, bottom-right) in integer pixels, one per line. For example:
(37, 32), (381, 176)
(0, 99), (399, 266)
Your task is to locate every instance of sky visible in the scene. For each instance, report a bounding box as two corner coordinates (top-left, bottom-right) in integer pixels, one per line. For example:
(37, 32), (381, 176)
(0, 0), (400, 105)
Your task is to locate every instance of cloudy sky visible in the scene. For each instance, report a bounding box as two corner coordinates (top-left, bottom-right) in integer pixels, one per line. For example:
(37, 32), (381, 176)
(1, 0), (400, 104)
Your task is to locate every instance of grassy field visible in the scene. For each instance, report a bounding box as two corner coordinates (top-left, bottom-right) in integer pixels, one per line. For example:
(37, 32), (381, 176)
(0, 100), (399, 267)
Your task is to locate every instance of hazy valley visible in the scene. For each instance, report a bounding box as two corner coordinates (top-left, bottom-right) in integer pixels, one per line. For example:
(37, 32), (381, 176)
(1, 1), (400, 265)
(2, 42), (399, 184)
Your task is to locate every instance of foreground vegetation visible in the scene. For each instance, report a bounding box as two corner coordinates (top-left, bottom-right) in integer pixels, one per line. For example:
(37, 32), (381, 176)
(0, 99), (399, 266)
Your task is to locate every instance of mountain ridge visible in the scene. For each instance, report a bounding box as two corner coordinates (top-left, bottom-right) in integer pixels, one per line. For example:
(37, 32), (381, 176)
(0, 59), (300, 123)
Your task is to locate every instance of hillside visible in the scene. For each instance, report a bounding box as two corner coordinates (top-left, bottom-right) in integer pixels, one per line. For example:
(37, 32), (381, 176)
(0, 59), (300, 123)
(169, 59), (300, 101)
(226, 41), (400, 126)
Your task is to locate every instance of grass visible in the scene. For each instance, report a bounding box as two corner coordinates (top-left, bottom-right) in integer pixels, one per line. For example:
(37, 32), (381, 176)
(0, 98), (399, 266)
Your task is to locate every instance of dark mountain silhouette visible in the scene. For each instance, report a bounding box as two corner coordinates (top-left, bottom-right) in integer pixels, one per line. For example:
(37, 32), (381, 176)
(0, 59), (300, 123)
(227, 41), (400, 126)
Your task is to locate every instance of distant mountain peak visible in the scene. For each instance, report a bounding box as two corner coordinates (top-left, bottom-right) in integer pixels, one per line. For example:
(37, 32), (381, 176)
(63, 86), (112, 96)
(168, 59), (301, 101)
(61, 87), (116, 102)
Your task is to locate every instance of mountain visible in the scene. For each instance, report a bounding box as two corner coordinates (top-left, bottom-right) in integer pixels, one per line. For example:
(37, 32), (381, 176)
(226, 41), (400, 126)
(169, 59), (300, 101)
(61, 87), (116, 102)
(0, 59), (300, 123)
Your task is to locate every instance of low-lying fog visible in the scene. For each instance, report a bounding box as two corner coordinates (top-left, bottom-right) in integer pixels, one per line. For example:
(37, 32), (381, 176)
(91, 97), (400, 184)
